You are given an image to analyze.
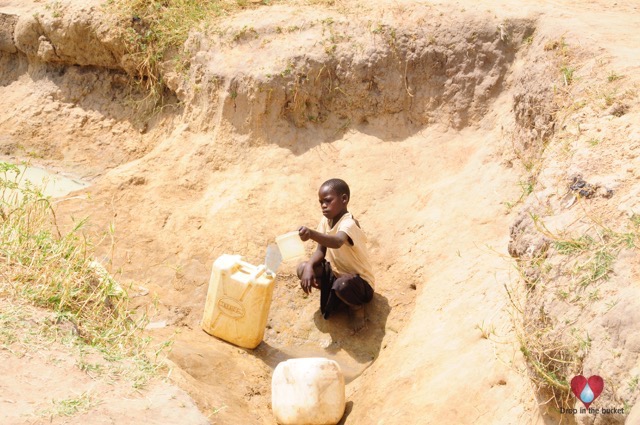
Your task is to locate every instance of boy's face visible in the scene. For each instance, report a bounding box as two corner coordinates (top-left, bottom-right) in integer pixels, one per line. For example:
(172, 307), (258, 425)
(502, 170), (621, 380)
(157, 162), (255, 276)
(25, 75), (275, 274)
(318, 185), (348, 220)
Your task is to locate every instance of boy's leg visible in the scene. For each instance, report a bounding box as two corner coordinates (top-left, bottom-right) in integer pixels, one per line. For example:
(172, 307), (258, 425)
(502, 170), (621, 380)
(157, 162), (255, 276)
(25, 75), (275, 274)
(297, 261), (347, 318)
(331, 275), (374, 333)
(297, 261), (335, 316)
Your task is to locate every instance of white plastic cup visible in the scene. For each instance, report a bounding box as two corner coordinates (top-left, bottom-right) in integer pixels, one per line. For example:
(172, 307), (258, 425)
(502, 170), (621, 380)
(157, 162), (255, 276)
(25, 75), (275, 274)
(275, 231), (305, 261)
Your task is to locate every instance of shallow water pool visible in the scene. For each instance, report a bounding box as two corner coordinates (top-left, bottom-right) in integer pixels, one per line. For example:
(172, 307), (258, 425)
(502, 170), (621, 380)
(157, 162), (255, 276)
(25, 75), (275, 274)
(4, 162), (90, 198)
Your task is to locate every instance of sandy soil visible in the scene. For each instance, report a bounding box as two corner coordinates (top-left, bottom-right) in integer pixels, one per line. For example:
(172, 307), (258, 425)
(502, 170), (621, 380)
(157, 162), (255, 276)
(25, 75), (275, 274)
(1, 0), (639, 424)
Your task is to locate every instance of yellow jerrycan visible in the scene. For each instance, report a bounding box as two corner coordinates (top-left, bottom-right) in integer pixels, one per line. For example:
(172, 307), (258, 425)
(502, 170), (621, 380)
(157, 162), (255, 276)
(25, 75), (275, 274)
(201, 254), (275, 349)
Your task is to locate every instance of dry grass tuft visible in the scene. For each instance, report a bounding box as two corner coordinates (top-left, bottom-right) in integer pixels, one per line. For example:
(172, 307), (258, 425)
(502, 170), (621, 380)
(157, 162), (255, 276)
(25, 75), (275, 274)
(103, 0), (347, 107)
(0, 162), (166, 392)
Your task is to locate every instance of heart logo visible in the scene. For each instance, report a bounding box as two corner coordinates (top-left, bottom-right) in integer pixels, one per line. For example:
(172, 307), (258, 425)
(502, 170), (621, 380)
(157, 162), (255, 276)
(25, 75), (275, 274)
(571, 375), (604, 409)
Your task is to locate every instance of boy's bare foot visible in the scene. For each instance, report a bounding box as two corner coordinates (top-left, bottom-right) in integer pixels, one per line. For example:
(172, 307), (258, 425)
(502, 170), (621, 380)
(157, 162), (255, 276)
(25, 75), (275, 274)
(350, 306), (366, 334)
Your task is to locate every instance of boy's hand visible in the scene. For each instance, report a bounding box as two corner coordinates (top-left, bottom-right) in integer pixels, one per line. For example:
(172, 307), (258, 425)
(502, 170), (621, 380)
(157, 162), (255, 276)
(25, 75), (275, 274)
(300, 264), (318, 294)
(298, 226), (313, 242)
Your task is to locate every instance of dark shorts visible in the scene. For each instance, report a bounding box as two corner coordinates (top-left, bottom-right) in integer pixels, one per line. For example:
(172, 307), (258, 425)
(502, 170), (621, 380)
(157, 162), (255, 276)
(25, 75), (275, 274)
(318, 261), (374, 319)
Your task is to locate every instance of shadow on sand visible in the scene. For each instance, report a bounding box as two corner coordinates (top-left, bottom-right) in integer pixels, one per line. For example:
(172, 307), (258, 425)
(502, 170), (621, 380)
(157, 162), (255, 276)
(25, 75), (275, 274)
(253, 293), (390, 384)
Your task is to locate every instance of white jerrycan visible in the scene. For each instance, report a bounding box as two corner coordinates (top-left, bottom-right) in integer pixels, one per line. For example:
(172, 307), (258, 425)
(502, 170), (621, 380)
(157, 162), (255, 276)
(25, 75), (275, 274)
(201, 254), (275, 349)
(271, 358), (346, 425)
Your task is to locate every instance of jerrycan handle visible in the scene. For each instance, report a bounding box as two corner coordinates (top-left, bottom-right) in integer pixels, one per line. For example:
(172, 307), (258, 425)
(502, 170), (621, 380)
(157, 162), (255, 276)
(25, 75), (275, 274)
(234, 260), (266, 283)
(236, 259), (257, 273)
(249, 264), (266, 283)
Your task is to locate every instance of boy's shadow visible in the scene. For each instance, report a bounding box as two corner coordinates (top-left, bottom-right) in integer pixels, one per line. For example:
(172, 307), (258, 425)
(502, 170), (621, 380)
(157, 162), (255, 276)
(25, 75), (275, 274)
(312, 292), (391, 364)
(252, 293), (390, 384)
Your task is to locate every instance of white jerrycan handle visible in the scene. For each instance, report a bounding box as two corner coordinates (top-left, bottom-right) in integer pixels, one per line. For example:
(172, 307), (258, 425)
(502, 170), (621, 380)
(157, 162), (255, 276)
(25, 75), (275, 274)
(235, 260), (267, 283)
(249, 264), (266, 283)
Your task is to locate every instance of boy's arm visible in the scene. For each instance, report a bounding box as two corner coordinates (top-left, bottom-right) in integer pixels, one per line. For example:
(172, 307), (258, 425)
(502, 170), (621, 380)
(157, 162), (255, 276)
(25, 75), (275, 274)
(301, 243), (326, 294)
(307, 243), (327, 266)
(299, 226), (349, 249)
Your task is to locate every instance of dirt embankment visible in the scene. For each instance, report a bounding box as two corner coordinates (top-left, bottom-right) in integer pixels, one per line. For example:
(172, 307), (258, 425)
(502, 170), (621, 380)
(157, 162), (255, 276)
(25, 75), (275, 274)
(1, 1), (640, 424)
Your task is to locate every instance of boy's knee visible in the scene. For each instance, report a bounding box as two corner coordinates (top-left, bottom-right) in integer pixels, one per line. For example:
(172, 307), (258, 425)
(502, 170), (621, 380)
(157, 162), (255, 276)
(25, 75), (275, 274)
(333, 278), (355, 306)
(333, 279), (349, 294)
(297, 261), (325, 281)
(332, 275), (373, 306)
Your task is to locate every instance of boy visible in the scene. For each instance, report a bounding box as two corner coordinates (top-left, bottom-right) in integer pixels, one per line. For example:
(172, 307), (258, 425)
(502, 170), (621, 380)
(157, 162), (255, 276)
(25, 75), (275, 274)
(297, 178), (375, 333)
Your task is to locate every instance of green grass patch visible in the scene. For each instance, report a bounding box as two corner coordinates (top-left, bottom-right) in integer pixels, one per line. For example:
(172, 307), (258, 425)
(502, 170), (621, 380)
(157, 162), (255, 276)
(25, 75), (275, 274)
(1, 162), (138, 349)
(40, 392), (97, 418)
(607, 71), (623, 82)
(517, 324), (577, 410)
(553, 235), (594, 255)
(105, 0), (228, 100)
(560, 66), (575, 86)
(103, 0), (343, 107)
(534, 214), (638, 290)
(0, 162), (165, 391)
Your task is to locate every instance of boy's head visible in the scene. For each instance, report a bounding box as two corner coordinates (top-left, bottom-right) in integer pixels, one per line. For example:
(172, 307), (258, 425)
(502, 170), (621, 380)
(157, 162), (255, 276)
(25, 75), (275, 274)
(318, 178), (350, 220)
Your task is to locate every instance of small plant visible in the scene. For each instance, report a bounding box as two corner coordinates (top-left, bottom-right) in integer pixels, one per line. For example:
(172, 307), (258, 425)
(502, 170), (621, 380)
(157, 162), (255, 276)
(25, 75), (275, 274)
(571, 329), (592, 356)
(519, 180), (534, 197)
(607, 71), (623, 82)
(42, 392), (96, 418)
(322, 17), (334, 26)
(232, 25), (258, 42)
(573, 100), (587, 110)
(544, 36), (568, 54)
(475, 320), (495, 339)
(554, 235), (594, 255)
(605, 299), (619, 312)
(505, 177), (537, 210)
(561, 66), (575, 86)
(581, 248), (614, 286)
(587, 138), (601, 146)
(510, 289), (578, 410)
(45, 0), (63, 18)
(207, 405), (228, 418)
(602, 90), (617, 107)
(518, 328), (577, 409)
(280, 62), (294, 77)
(26, 150), (44, 159)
